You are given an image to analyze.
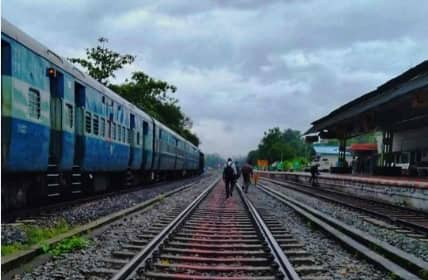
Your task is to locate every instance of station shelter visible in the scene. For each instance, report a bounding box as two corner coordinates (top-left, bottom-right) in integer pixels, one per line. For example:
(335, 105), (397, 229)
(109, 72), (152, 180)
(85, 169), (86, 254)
(305, 60), (428, 177)
(349, 143), (378, 175)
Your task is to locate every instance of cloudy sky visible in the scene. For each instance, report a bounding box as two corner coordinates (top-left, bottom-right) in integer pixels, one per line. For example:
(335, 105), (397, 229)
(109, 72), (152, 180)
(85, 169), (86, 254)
(3, 1), (428, 157)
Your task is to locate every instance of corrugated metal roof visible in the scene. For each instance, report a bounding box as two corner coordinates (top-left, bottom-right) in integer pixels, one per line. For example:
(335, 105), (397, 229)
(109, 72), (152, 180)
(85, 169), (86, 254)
(311, 60), (428, 128)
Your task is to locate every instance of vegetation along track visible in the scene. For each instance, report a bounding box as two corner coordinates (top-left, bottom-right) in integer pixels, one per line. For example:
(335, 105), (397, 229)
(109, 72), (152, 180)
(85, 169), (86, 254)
(111, 180), (302, 280)
(257, 181), (428, 280)
(261, 176), (428, 234)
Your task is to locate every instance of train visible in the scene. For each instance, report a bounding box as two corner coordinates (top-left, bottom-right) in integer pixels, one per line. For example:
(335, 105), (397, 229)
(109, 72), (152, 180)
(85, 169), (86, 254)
(1, 18), (204, 210)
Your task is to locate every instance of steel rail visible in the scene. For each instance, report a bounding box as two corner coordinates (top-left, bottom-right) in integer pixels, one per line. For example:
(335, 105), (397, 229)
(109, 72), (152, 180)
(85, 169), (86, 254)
(237, 184), (301, 280)
(260, 176), (428, 234)
(257, 182), (426, 280)
(111, 176), (221, 280)
(1, 178), (206, 274)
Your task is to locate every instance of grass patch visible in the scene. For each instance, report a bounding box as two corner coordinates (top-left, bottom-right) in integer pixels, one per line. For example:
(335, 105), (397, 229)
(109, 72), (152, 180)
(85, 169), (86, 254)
(42, 236), (89, 256)
(24, 219), (70, 245)
(1, 242), (26, 256)
(1, 219), (72, 257)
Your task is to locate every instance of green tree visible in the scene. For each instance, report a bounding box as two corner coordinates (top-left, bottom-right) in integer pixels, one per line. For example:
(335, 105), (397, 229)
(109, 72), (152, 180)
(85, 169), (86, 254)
(69, 38), (200, 146)
(247, 150), (259, 165)
(248, 127), (314, 165)
(110, 72), (200, 146)
(69, 37), (135, 85)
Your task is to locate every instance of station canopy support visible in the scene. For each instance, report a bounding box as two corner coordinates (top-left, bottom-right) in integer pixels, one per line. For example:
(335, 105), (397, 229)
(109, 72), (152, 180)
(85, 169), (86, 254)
(304, 60), (428, 174)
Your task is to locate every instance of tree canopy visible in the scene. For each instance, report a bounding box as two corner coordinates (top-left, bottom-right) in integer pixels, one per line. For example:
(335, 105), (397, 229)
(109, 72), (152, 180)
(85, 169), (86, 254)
(247, 127), (314, 165)
(69, 38), (200, 146)
(68, 37), (135, 85)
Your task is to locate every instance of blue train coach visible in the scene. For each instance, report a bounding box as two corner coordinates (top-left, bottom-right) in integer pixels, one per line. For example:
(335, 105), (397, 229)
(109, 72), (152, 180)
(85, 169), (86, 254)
(1, 19), (204, 210)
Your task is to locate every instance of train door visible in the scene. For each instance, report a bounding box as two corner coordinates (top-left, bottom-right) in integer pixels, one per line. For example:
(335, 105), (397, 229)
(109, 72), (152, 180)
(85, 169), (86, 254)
(48, 69), (64, 163)
(74, 82), (85, 165)
(129, 114), (135, 166)
(142, 120), (149, 169)
(153, 125), (159, 170)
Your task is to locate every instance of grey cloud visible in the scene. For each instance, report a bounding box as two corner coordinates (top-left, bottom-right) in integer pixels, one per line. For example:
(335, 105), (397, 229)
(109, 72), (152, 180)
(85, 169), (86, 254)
(3, 0), (428, 156)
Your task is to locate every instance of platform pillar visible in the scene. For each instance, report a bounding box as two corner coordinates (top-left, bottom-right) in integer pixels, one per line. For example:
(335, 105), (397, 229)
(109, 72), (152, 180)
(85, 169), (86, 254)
(380, 130), (393, 167)
(338, 138), (347, 167)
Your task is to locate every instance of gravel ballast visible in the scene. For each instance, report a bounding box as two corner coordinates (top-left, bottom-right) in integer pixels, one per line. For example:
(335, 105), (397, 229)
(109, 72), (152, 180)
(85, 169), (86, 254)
(1, 176), (211, 246)
(262, 180), (428, 262)
(247, 186), (392, 280)
(11, 175), (218, 280)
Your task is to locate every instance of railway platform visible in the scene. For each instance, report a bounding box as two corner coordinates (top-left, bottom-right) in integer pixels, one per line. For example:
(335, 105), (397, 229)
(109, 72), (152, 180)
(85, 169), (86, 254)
(257, 171), (428, 212)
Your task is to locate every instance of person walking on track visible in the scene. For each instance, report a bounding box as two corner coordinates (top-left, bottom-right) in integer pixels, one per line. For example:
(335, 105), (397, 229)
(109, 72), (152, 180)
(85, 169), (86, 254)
(223, 158), (236, 198)
(241, 161), (254, 193)
(309, 163), (319, 186)
(231, 160), (240, 195)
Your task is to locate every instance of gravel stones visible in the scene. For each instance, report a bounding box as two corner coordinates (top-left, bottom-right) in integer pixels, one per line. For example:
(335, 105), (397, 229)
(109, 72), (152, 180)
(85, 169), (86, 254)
(1, 176), (210, 246)
(13, 176), (217, 280)
(1, 224), (27, 245)
(247, 187), (391, 280)
(264, 181), (428, 262)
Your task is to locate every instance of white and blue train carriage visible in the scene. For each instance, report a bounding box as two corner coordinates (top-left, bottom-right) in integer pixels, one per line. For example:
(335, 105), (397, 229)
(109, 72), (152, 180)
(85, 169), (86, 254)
(1, 18), (203, 210)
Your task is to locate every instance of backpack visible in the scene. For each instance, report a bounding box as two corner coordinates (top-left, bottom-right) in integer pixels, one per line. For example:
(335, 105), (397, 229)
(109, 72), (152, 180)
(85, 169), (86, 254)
(235, 166), (241, 178)
(224, 165), (234, 179)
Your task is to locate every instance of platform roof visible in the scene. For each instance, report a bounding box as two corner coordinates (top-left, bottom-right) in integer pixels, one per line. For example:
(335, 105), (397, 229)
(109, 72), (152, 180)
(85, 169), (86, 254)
(306, 60), (428, 139)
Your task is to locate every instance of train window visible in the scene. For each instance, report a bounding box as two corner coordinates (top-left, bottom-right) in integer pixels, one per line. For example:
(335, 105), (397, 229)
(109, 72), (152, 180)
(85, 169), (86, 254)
(28, 89), (41, 119)
(127, 128), (132, 144)
(93, 115), (99, 135)
(136, 132), (140, 145)
(100, 118), (105, 137)
(143, 121), (149, 135)
(112, 123), (116, 140)
(65, 103), (73, 128)
(117, 125), (121, 142)
(107, 121), (111, 139)
(1, 41), (11, 76)
(122, 127), (126, 143)
(85, 112), (91, 133)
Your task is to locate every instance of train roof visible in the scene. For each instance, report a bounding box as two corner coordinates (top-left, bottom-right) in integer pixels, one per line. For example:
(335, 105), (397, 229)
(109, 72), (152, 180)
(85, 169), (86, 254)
(2, 18), (199, 150)
(152, 118), (198, 150)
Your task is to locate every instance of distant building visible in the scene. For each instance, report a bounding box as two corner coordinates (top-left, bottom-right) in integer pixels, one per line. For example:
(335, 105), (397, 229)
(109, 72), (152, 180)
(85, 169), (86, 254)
(312, 143), (352, 171)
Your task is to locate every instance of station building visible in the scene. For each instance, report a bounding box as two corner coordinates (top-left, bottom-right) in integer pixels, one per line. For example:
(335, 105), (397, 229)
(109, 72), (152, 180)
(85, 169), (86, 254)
(260, 61), (428, 212)
(306, 60), (428, 177)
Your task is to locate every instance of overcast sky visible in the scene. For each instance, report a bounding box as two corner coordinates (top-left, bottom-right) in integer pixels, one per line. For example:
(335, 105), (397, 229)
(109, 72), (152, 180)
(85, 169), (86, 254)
(3, 1), (428, 157)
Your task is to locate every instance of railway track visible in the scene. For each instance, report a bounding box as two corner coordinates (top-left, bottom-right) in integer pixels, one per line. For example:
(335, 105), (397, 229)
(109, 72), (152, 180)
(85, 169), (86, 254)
(1, 175), (215, 276)
(260, 176), (428, 234)
(111, 180), (302, 280)
(256, 181), (428, 280)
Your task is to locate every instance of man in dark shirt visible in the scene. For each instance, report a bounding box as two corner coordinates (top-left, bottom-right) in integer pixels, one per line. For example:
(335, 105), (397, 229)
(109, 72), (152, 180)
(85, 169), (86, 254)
(223, 158), (235, 198)
(241, 162), (254, 193)
(309, 164), (319, 186)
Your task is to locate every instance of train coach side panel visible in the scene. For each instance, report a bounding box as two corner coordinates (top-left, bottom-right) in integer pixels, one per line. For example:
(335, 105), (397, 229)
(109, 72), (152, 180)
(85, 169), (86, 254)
(129, 115), (143, 170)
(2, 36), (50, 172)
(57, 73), (76, 170)
(142, 120), (154, 170)
(81, 137), (129, 171)
(79, 87), (130, 172)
